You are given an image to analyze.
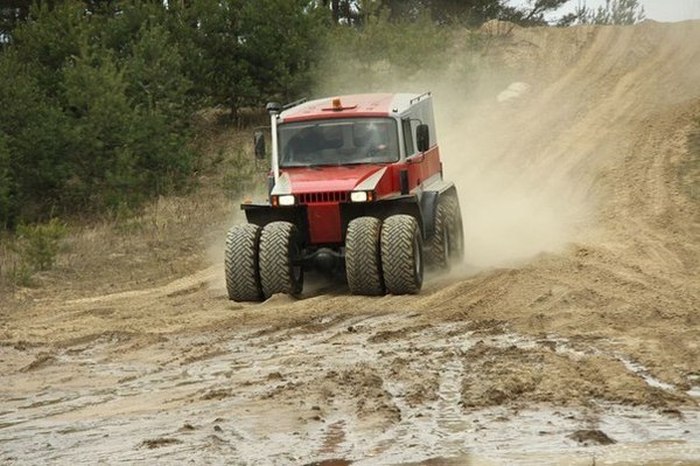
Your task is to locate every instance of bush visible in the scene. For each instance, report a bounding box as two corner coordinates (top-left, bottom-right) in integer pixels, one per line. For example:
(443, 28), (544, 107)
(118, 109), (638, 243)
(15, 219), (67, 272)
(0, 219), (66, 287)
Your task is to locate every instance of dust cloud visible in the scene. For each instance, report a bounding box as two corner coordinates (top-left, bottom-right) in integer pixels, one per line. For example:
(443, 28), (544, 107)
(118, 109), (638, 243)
(314, 42), (595, 271)
(207, 198), (247, 291)
(436, 86), (594, 270)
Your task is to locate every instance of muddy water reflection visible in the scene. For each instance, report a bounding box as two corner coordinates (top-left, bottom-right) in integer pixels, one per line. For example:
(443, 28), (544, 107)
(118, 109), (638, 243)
(1, 316), (698, 465)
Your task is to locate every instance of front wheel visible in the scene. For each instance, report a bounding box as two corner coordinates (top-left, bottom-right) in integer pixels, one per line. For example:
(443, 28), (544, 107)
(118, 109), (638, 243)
(345, 217), (384, 296)
(381, 215), (423, 295)
(224, 224), (262, 302)
(259, 222), (304, 299)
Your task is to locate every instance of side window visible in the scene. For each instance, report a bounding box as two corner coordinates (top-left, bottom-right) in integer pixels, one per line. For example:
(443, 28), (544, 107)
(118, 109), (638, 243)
(402, 118), (415, 156)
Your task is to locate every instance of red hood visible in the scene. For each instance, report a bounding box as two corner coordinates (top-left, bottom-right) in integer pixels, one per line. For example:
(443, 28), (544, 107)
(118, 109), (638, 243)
(282, 165), (385, 193)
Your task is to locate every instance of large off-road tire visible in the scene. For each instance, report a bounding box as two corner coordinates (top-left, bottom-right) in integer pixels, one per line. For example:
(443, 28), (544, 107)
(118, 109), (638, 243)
(428, 196), (464, 270)
(345, 217), (384, 296)
(224, 224), (262, 302)
(381, 215), (423, 295)
(259, 221), (304, 299)
(449, 198), (465, 265)
(427, 197), (454, 270)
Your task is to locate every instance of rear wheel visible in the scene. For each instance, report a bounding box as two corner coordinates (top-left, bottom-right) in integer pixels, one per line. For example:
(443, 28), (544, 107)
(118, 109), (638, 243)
(224, 224), (262, 302)
(259, 221), (304, 298)
(345, 217), (384, 296)
(449, 198), (465, 265)
(427, 197), (456, 270)
(381, 215), (423, 295)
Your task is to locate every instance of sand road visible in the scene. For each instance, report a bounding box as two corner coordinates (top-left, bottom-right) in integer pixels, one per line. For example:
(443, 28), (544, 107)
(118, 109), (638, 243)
(1, 20), (699, 465)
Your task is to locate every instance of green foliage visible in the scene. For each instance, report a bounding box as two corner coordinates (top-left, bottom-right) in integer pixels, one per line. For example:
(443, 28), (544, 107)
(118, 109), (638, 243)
(318, 10), (452, 94)
(12, 2), (87, 96)
(15, 219), (67, 272)
(58, 41), (193, 212)
(350, 0), (572, 26)
(0, 50), (70, 227)
(165, 0), (325, 117)
(569, 0), (646, 25)
(501, 0), (571, 26)
(172, 0), (255, 116)
(240, 0), (326, 105)
(61, 47), (138, 208)
(358, 10), (447, 70)
(0, 134), (11, 229)
(379, 0), (508, 26)
(0, 1), (195, 227)
(0, 218), (66, 287)
(124, 23), (192, 122)
(0, 1), (31, 40)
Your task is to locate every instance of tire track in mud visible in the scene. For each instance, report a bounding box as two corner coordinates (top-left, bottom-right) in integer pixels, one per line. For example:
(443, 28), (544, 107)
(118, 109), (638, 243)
(2, 310), (699, 464)
(64, 265), (219, 305)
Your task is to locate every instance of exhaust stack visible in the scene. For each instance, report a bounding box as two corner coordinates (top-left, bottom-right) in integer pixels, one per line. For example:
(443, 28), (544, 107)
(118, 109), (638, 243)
(265, 102), (282, 183)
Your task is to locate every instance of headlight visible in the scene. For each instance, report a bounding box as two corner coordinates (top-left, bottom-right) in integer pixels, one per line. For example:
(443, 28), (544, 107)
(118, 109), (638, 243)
(278, 194), (295, 206)
(350, 191), (374, 202)
(350, 191), (368, 202)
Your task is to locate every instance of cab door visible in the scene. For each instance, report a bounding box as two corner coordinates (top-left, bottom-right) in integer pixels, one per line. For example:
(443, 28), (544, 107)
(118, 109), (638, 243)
(402, 117), (440, 191)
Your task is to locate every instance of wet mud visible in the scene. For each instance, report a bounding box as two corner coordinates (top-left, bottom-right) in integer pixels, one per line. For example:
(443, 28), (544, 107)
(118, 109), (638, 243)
(1, 314), (699, 464)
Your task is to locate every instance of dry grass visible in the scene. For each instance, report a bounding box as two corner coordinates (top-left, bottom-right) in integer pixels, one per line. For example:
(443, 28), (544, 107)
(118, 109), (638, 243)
(52, 191), (231, 296)
(0, 114), (269, 305)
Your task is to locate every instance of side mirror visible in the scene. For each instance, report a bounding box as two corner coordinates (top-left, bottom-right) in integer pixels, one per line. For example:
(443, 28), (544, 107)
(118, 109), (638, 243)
(266, 102), (282, 114)
(254, 130), (266, 160)
(416, 124), (430, 152)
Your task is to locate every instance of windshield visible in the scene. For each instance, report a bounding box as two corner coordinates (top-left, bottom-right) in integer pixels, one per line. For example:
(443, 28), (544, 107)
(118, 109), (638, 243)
(278, 117), (399, 167)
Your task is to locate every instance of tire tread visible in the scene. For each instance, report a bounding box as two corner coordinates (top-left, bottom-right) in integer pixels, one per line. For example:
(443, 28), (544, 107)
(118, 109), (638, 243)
(427, 197), (456, 270)
(346, 217), (384, 295)
(224, 224), (262, 302)
(259, 221), (303, 298)
(381, 215), (423, 295)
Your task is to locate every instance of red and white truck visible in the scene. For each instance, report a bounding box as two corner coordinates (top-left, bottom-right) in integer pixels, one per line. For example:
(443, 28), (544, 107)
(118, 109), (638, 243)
(225, 92), (463, 301)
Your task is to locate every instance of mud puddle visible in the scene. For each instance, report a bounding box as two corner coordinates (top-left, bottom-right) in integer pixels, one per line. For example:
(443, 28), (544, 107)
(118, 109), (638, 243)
(1, 314), (698, 465)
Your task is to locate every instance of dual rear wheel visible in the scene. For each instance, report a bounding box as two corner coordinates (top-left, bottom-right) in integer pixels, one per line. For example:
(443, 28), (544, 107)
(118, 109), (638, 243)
(426, 196), (464, 270)
(346, 214), (424, 296)
(345, 196), (464, 296)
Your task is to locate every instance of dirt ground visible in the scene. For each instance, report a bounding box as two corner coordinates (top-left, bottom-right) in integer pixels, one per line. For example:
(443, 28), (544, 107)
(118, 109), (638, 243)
(1, 21), (700, 465)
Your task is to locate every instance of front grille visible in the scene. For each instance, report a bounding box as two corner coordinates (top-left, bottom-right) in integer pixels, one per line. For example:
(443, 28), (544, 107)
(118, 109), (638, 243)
(297, 191), (349, 204)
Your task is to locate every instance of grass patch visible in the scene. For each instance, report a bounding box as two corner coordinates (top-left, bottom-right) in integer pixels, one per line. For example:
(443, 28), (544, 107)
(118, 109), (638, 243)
(0, 219), (67, 288)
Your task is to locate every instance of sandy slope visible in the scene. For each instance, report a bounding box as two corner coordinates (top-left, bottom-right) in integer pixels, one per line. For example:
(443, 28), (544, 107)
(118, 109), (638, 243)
(1, 21), (699, 465)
